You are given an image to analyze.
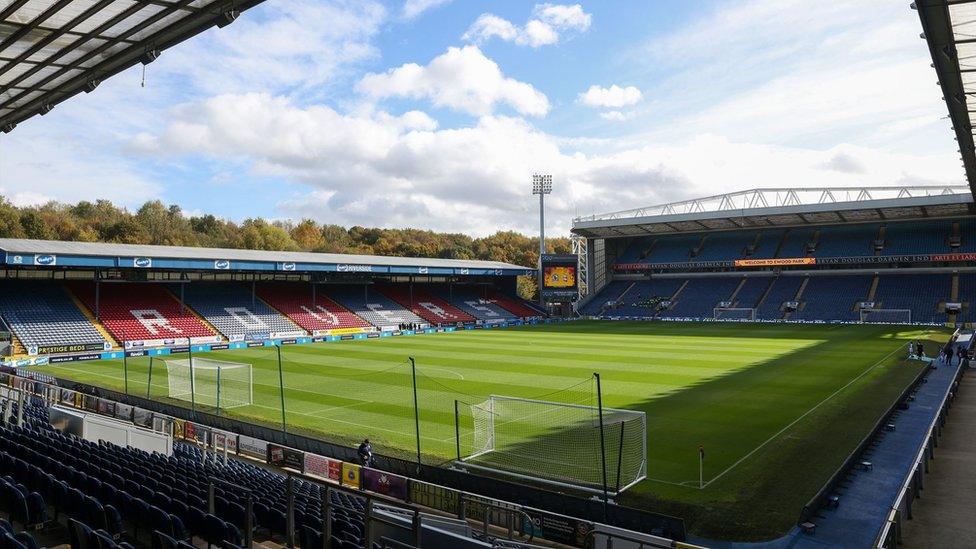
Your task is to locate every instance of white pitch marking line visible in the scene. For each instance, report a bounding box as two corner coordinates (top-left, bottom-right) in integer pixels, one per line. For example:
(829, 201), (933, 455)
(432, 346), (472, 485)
(701, 341), (909, 489)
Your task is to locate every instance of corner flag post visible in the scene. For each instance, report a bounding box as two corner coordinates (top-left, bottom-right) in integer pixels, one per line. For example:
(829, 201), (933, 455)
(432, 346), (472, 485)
(699, 445), (705, 489)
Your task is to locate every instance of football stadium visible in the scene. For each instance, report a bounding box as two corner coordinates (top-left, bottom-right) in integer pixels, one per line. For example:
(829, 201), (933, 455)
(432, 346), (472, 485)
(0, 1), (975, 549)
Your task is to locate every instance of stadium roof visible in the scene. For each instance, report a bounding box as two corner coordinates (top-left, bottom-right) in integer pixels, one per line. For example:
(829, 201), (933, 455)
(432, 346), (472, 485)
(0, 0), (266, 132)
(917, 0), (976, 197)
(0, 238), (534, 276)
(572, 186), (975, 238)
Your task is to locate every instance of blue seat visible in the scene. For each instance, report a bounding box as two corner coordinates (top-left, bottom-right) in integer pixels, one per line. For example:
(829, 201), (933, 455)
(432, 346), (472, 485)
(69, 518), (94, 549)
(12, 532), (37, 549)
(152, 530), (179, 549)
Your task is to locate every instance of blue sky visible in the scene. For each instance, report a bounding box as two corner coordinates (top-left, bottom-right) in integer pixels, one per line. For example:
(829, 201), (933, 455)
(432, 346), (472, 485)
(0, 0), (962, 236)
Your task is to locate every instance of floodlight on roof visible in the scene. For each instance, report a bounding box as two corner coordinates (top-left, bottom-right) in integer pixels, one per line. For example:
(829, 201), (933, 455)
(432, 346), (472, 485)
(38, 103), (54, 116)
(141, 48), (161, 65)
(84, 78), (101, 93)
(1, 124), (15, 134)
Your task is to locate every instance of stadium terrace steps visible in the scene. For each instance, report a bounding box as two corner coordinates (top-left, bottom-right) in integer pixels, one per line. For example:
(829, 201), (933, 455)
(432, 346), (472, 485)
(256, 283), (373, 332)
(757, 277), (805, 319)
(377, 284), (475, 324)
(0, 282), (106, 352)
(325, 285), (426, 328)
(178, 283), (306, 339)
(69, 282), (215, 344)
(64, 287), (119, 348)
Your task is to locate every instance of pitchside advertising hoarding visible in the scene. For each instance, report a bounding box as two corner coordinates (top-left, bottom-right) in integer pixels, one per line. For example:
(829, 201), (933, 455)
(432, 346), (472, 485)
(540, 254), (578, 302)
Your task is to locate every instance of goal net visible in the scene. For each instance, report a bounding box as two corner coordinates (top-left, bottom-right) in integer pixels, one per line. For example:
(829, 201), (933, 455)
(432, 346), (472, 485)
(859, 308), (912, 325)
(165, 358), (253, 410)
(713, 307), (756, 321)
(458, 394), (646, 495)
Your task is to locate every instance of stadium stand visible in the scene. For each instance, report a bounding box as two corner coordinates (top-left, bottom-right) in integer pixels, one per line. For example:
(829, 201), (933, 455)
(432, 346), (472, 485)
(778, 227), (818, 258)
(326, 285), (427, 328)
(377, 284), (475, 324)
(0, 283), (106, 353)
(693, 232), (754, 261)
(756, 277), (805, 319)
(872, 274), (951, 324)
(178, 284), (303, 339)
(731, 277), (771, 308)
(69, 283), (217, 344)
(661, 277), (741, 318)
(958, 274), (976, 323)
(255, 283), (374, 332)
(881, 221), (950, 255)
(810, 225), (879, 257)
(643, 234), (700, 263)
(790, 275), (871, 322)
(748, 229), (786, 259)
(485, 290), (545, 318)
(435, 286), (516, 321)
(579, 280), (632, 315)
(959, 220), (976, 252)
(606, 279), (685, 317)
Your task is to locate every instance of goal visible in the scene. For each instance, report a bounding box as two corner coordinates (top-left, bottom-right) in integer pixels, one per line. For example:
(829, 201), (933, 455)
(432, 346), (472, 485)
(165, 358), (253, 410)
(713, 307), (756, 321)
(457, 395), (647, 495)
(859, 308), (912, 325)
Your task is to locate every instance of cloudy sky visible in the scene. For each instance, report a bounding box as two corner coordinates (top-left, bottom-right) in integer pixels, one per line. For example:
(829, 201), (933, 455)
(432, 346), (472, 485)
(0, 0), (963, 236)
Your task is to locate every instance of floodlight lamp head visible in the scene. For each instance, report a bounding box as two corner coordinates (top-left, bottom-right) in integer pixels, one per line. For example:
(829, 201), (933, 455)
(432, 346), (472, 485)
(0, 123), (15, 133)
(532, 173), (553, 195)
(217, 9), (240, 27)
(141, 48), (161, 65)
(84, 78), (101, 93)
(38, 103), (54, 115)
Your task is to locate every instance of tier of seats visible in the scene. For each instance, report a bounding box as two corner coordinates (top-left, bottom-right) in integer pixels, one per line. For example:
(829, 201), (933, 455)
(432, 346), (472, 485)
(255, 283), (373, 333)
(0, 283), (105, 352)
(433, 286), (515, 321)
(756, 277), (805, 319)
(376, 285), (475, 324)
(325, 286), (426, 328)
(178, 284), (302, 339)
(602, 279), (685, 317)
(661, 278), (741, 319)
(790, 276), (871, 322)
(485, 291), (544, 318)
(617, 220), (972, 267)
(69, 283), (216, 343)
(872, 275), (950, 325)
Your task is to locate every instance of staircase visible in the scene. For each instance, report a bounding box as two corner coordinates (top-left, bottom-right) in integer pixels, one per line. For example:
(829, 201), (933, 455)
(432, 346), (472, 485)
(690, 235), (707, 258)
(773, 229), (789, 258)
(65, 288), (119, 348)
(164, 288), (226, 341)
(9, 333), (25, 357)
(754, 277), (778, 310)
(867, 276), (880, 302)
(599, 282), (636, 315)
(638, 239), (658, 261)
(784, 277), (810, 320)
(874, 226), (886, 256)
(727, 277), (748, 303)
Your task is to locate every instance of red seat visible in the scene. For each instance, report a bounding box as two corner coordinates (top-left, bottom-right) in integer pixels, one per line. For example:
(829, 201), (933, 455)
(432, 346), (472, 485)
(487, 292), (545, 318)
(377, 284), (475, 323)
(256, 284), (372, 332)
(69, 283), (217, 342)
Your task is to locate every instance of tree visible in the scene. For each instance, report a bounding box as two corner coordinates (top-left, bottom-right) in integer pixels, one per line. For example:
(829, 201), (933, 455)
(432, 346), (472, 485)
(19, 211), (54, 240)
(291, 219), (326, 251)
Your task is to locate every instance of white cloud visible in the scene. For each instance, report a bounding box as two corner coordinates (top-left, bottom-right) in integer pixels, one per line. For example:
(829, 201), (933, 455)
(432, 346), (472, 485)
(579, 85), (643, 108)
(599, 111), (631, 122)
(462, 3), (591, 48)
(133, 94), (962, 236)
(357, 46), (550, 117)
(402, 0), (452, 20)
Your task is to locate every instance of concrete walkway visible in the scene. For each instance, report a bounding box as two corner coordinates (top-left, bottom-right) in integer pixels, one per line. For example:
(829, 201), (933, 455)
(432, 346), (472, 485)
(901, 368), (976, 549)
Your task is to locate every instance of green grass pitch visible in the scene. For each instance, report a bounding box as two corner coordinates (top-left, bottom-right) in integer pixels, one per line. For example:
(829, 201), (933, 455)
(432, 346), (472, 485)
(31, 321), (947, 539)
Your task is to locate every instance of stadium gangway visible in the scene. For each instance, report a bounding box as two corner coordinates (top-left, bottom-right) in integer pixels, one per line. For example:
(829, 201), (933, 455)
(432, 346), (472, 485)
(872, 340), (970, 548)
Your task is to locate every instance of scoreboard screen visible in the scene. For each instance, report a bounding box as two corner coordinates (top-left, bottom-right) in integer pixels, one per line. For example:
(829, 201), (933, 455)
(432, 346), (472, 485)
(540, 254), (578, 302)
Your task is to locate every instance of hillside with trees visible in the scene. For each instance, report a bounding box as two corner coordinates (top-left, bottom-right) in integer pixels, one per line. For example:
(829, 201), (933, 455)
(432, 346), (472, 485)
(0, 197), (571, 299)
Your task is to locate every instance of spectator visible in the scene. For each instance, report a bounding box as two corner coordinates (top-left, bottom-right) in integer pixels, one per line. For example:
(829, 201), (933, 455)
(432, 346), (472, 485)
(907, 341), (915, 359)
(357, 438), (373, 468)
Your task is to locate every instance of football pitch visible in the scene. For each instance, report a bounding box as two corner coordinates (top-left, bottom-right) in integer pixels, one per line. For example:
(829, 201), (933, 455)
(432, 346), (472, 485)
(31, 321), (947, 539)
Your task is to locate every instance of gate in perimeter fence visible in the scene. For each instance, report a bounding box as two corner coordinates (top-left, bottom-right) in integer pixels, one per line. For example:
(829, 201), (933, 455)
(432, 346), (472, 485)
(0, 368), (687, 544)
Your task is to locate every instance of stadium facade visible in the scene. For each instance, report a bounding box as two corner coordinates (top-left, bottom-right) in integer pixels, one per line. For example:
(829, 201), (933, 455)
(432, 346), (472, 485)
(572, 185), (976, 326)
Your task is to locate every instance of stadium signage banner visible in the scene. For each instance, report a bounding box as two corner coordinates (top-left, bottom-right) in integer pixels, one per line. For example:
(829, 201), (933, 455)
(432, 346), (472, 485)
(523, 509), (592, 548)
(280, 262), (296, 271)
(132, 257), (152, 268)
(36, 342), (107, 355)
(362, 469), (408, 500)
(338, 264), (372, 272)
(267, 443), (305, 472)
(214, 259), (231, 270)
(33, 254), (56, 266)
(613, 260), (732, 270)
(734, 257), (816, 267)
(540, 254), (579, 302)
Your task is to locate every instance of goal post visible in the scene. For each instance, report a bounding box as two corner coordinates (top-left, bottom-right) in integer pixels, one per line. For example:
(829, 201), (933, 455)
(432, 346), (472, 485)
(165, 358), (253, 411)
(456, 394), (647, 495)
(859, 308), (912, 325)
(713, 307), (756, 321)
